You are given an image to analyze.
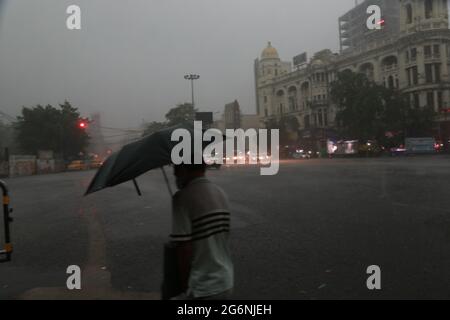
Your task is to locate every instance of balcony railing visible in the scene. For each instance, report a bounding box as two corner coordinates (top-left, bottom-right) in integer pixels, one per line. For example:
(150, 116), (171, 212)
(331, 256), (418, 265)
(424, 53), (441, 60)
(382, 64), (398, 73)
(308, 99), (330, 108)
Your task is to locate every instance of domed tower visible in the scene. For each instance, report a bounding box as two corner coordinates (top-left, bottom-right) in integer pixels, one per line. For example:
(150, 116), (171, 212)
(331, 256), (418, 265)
(400, 0), (449, 35)
(258, 42), (282, 80)
(254, 42), (291, 117)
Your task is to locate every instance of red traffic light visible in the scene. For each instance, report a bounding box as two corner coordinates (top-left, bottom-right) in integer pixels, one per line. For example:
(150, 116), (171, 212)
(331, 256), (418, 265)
(78, 121), (88, 129)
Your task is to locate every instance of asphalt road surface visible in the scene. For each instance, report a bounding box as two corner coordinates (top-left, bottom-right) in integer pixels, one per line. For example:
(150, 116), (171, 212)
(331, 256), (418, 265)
(1, 156), (450, 300)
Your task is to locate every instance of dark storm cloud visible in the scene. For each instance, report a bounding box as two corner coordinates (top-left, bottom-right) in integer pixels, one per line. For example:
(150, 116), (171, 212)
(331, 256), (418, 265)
(0, 0), (355, 128)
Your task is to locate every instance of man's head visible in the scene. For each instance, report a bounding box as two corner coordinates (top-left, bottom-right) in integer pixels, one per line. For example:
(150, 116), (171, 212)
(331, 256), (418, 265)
(174, 163), (207, 189)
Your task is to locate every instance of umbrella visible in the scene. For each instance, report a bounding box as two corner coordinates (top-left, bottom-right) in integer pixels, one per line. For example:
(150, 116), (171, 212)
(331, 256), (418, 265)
(84, 124), (220, 196)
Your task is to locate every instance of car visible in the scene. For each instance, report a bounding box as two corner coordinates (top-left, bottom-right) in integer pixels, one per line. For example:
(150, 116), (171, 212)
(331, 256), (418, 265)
(389, 146), (407, 156)
(247, 152), (271, 164)
(89, 160), (103, 169)
(67, 160), (88, 171)
(223, 150), (246, 165)
(434, 141), (445, 153)
(291, 149), (311, 160)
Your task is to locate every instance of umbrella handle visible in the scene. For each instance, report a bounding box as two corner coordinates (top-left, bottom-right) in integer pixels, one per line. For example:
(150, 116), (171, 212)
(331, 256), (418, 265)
(160, 167), (173, 197)
(132, 179), (142, 196)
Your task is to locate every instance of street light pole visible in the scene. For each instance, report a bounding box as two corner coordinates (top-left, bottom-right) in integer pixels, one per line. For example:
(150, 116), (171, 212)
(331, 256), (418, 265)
(184, 74), (200, 108)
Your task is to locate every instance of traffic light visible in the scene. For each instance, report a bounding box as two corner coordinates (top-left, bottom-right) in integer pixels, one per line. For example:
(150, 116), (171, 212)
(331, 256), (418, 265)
(78, 119), (89, 129)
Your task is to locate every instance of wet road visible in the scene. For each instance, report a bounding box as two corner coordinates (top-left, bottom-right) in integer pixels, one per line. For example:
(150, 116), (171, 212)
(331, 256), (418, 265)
(1, 156), (450, 299)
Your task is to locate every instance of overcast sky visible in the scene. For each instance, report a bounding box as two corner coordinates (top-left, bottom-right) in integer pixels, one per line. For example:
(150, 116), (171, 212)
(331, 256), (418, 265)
(0, 0), (355, 129)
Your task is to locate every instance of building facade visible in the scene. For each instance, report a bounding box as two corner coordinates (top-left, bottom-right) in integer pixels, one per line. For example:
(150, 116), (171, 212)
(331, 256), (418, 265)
(255, 0), (450, 148)
(339, 0), (400, 54)
(214, 100), (261, 132)
(223, 100), (242, 130)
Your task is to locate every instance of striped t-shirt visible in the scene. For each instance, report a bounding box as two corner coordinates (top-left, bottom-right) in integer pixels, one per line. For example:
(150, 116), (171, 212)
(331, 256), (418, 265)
(171, 177), (234, 298)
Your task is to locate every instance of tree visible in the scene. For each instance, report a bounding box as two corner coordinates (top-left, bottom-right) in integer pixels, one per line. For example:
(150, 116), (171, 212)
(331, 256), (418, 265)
(331, 70), (385, 141)
(279, 116), (300, 145)
(265, 115), (299, 146)
(330, 70), (436, 145)
(59, 101), (90, 159)
(15, 101), (89, 159)
(405, 105), (436, 137)
(0, 121), (17, 158)
(0, 121), (6, 146)
(165, 103), (197, 127)
(142, 103), (197, 137)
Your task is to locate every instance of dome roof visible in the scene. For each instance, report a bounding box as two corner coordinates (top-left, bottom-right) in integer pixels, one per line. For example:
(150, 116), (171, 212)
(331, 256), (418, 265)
(311, 59), (324, 66)
(261, 42), (280, 60)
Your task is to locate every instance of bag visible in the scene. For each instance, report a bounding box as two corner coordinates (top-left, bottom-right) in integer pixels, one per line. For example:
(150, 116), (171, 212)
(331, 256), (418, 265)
(161, 242), (184, 300)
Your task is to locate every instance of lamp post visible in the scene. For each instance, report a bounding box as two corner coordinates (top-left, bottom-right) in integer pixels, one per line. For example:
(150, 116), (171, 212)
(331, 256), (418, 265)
(184, 74), (200, 108)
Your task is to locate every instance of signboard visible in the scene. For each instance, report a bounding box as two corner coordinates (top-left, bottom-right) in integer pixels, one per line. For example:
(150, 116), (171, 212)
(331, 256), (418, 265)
(327, 140), (359, 155)
(405, 137), (436, 154)
(293, 52), (307, 67)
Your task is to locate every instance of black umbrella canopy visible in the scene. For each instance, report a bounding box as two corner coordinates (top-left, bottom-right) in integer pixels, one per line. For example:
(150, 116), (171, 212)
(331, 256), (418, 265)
(85, 124), (220, 196)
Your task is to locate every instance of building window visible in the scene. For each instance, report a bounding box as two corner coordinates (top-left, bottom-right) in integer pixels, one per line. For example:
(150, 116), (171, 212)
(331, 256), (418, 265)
(405, 50), (410, 63)
(425, 0), (434, 19)
(316, 109), (328, 127)
(304, 115), (310, 129)
(288, 97), (295, 111)
(425, 63), (441, 83)
(427, 92), (435, 108)
(424, 45), (432, 58)
(433, 44), (440, 57)
(264, 96), (268, 103)
(437, 91), (443, 110)
(406, 4), (413, 24)
(407, 66), (419, 86)
(411, 48), (417, 61)
(435, 64), (441, 82)
(425, 64), (433, 83)
(413, 93), (420, 108)
(264, 109), (268, 117)
(318, 110), (323, 127)
(388, 76), (395, 89)
(412, 66), (418, 85)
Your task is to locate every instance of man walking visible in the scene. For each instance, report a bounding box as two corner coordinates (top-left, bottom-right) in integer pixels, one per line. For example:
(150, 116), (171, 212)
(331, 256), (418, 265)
(168, 162), (234, 300)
